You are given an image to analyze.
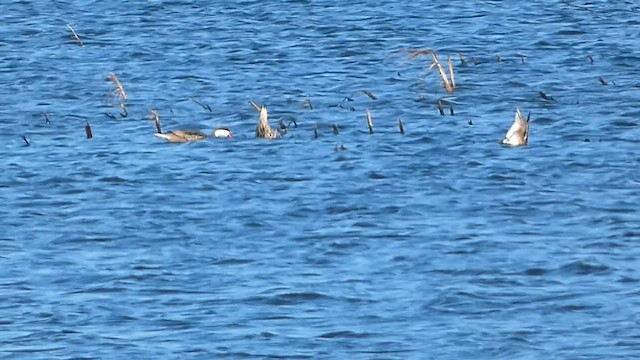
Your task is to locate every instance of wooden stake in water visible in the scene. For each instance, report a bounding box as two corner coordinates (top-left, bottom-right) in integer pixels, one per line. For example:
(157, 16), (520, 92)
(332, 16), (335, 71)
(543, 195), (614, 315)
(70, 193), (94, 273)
(85, 122), (93, 139)
(365, 109), (374, 134)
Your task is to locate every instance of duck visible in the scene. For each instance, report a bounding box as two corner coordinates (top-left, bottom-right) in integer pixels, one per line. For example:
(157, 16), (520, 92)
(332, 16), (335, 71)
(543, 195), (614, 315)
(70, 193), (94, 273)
(212, 127), (233, 138)
(502, 108), (530, 146)
(252, 102), (278, 139)
(155, 127), (233, 142)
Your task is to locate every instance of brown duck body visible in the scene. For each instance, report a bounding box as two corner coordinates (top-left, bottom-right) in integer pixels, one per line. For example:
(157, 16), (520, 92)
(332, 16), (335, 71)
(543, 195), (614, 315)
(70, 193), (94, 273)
(502, 108), (530, 146)
(155, 128), (233, 142)
(155, 130), (207, 143)
(255, 106), (279, 139)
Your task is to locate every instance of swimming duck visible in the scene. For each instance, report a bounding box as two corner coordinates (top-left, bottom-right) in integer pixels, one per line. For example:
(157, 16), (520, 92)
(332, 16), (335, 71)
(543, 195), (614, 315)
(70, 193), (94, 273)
(502, 108), (530, 146)
(155, 127), (233, 142)
(155, 130), (207, 142)
(254, 103), (278, 139)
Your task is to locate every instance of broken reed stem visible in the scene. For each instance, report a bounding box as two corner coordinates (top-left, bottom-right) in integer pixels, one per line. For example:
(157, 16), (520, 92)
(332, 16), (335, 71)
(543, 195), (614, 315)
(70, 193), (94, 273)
(365, 109), (374, 134)
(459, 52), (467, 66)
(85, 122), (93, 139)
(358, 90), (378, 100)
(437, 100), (445, 115)
(150, 110), (162, 133)
(430, 52), (454, 94)
(447, 56), (456, 89)
(108, 73), (127, 101)
(313, 123), (318, 139)
(120, 103), (128, 117)
(249, 100), (261, 112)
(67, 24), (84, 47)
(449, 104), (455, 116)
(190, 98), (212, 112)
(398, 118), (405, 134)
(389, 49), (455, 93)
(301, 98), (313, 109)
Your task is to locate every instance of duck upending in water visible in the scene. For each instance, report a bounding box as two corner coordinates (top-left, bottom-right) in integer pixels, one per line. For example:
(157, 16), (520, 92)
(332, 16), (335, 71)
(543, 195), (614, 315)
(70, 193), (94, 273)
(255, 104), (279, 139)
(155, 128), (233, 142)
(502, 108), (530, 146)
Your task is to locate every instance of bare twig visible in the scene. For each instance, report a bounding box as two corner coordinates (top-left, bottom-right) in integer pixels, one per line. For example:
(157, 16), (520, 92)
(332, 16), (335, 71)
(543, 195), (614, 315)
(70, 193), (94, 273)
(107, 73), (127, 101)
(67, 24), (84, 47)
(190, 98), (212, 112)
(355, 90), (378, 100)
(120, 103), (128, 118)
(149, 110), (162, 134)
(249, 100), (261, 112)
(85, 122), (93, 139)
(365, 109), (374, 134)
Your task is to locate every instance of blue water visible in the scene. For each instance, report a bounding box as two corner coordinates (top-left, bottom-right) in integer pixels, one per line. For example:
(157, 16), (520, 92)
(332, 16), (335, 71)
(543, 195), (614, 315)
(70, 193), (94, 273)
(2, 0), (640, 359)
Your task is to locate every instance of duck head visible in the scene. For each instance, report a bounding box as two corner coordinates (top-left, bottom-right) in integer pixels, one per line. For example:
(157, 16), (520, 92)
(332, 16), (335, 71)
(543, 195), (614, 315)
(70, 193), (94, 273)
(213, 127), (233, 138)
